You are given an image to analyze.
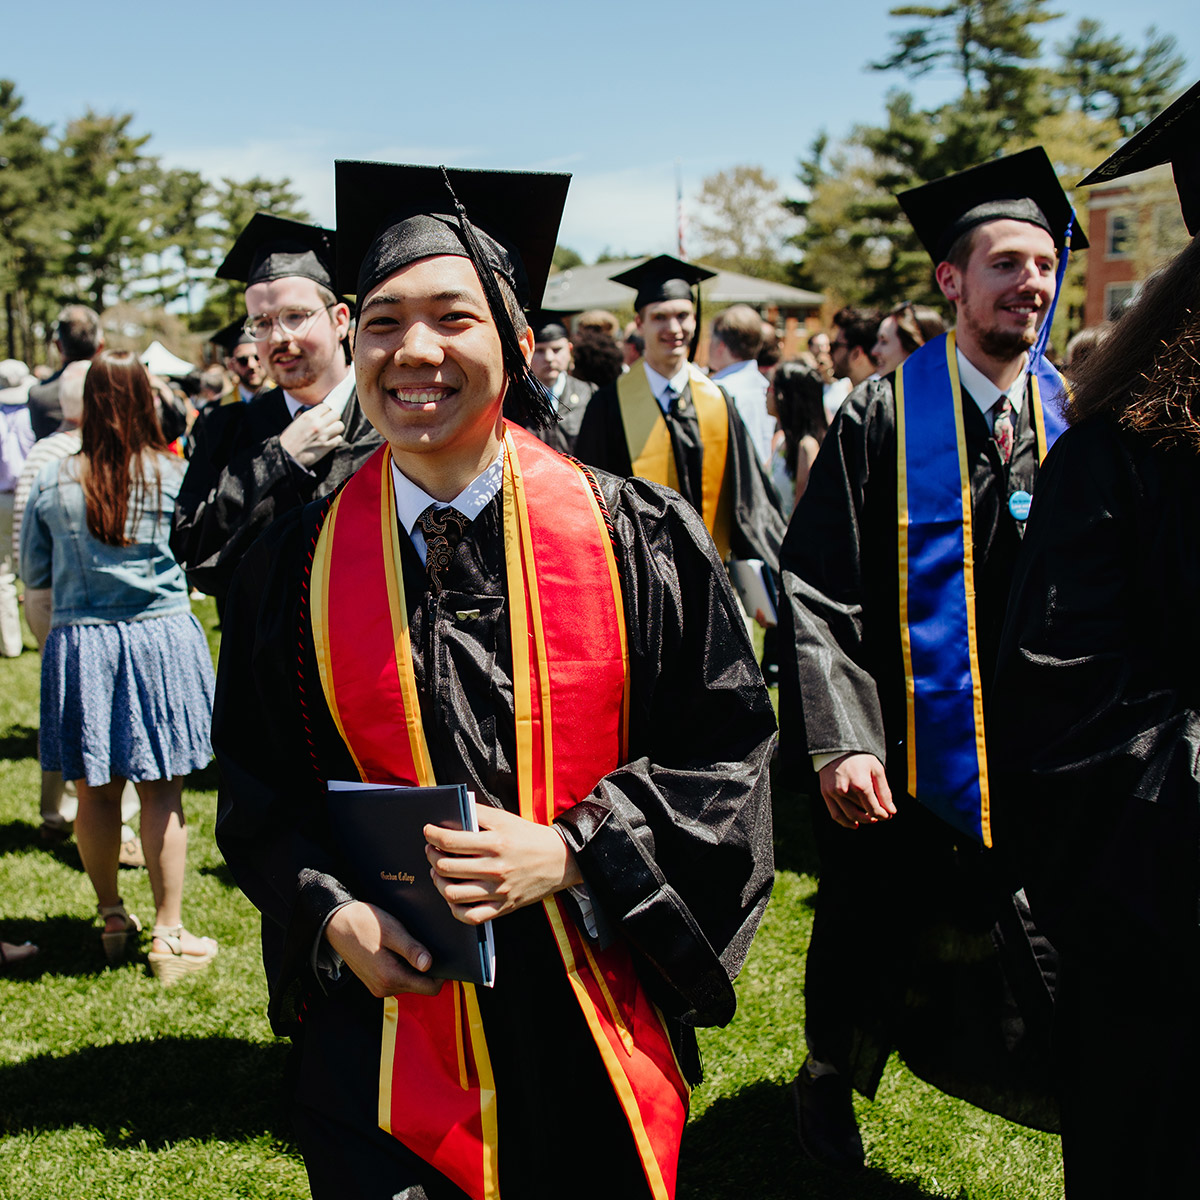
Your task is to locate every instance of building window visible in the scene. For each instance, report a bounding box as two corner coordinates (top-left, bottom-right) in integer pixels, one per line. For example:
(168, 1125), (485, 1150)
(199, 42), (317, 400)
(1105, 283), (1136, 320)
(1107, 212), (1132, 258)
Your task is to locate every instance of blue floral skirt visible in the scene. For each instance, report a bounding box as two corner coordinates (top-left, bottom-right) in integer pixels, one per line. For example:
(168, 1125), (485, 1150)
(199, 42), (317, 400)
(40, 610), (215, 786)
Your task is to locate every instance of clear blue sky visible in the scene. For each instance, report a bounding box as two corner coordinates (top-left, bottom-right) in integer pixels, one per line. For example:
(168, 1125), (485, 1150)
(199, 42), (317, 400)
(4, 0), (1197, 263)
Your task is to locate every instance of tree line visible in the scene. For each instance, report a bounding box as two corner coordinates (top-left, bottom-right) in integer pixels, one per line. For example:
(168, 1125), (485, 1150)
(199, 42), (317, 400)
(0, 80), (309, 363)
(1, 6), (1189, 365)
(691, 4), (1186, 334)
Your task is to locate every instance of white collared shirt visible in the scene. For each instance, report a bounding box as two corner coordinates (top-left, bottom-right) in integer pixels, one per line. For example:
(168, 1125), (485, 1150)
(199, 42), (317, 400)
(641, 360), (691, 414)
(282, 368), (356, 422)
(712, 358), (772, 465)
(955, 347), (1027, 429)
(389, 447), (505, 566)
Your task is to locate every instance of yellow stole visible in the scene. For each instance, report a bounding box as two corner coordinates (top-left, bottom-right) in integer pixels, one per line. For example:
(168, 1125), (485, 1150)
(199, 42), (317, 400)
(616, 363), (733, 559)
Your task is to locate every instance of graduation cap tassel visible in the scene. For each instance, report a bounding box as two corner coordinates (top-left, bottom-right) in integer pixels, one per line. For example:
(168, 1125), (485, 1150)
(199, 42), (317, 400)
(1031, 211), (1074, 370)
(438, 167), (559, 429)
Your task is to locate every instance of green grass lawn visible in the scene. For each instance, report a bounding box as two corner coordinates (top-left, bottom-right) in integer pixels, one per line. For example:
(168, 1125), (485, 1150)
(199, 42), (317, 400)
(0, 600), (1064, 1198)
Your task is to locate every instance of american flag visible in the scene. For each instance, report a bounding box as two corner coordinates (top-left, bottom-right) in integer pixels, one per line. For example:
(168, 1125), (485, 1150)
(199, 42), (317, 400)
(676, 161), (686, 259)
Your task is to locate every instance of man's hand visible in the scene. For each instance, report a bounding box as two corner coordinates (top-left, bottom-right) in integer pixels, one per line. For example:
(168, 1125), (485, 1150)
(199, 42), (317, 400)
(325, 900), (442, 998)
(424, 806), (583, 925)
(819, 752), (896, 829)
(279, 404), (344, 468)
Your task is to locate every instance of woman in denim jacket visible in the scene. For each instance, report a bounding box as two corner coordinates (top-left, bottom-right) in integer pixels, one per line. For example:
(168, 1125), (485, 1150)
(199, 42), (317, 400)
(20, 351), (217, 983)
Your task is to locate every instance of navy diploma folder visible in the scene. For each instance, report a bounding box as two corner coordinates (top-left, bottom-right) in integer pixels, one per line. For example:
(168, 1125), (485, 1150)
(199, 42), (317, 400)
(327, 781), (496, 987)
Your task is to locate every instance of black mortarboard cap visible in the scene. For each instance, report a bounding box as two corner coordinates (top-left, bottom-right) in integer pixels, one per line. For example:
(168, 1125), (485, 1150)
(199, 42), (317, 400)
(209, 316), (254, 355)
(335, 161), (570, 431)
(610, 254), (717, 311)
(898, 147), (1087, 264)
(529, 309), (570, 343)
(1078, 79), (1200, 237)
(215, 213), (337, 289)
(333, 161), (569, 306)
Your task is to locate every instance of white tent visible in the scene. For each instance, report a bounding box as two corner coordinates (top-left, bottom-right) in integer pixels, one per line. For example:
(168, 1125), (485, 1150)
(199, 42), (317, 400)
(140, 340), (195, 378)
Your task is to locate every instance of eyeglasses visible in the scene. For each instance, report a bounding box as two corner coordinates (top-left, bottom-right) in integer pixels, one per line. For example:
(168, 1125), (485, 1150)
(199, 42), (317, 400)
(243, 303), (336, 341)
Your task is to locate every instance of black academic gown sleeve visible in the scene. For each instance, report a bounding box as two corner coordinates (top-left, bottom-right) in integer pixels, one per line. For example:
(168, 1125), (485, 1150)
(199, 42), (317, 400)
(213, 470), (775, 1039)
(170, 386), (382, 600)
(574, 377), (787, 574)
(990, 417), (1200, 951)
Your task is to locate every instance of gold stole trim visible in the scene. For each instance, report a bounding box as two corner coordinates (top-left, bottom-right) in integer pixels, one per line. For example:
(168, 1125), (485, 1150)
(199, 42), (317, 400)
(896, 333), (991, 844)
(615, 363), (732, 558)
(311, 448), (498, 1196)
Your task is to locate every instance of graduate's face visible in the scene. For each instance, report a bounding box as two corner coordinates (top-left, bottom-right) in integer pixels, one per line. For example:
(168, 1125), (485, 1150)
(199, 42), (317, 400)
(871, 316), (907, 375)
(936, 219), (1057, 362)
(227, 346), (265, 390)
(637, 299), (695, 375)
(530, 337), (571, 387)
(354, 255), (532, 479)
(244, 276), (349, 398)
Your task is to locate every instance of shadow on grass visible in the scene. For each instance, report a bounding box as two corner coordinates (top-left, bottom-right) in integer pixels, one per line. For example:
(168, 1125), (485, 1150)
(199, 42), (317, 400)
(0, 1035), (299, 1151)
(199, 861), (239, 888)
(0, 821), (82, 871)
(0, 723), (38, 762)
(186, 760), (222, 794)
(0, 913), (161, 978)
(679, 1080), (937, 1200)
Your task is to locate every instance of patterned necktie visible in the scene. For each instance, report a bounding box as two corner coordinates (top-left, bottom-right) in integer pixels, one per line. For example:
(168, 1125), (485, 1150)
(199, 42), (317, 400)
(416, 504), (470, 593)
(992, 396), (1014, 465)
(662, 382), (677, 412)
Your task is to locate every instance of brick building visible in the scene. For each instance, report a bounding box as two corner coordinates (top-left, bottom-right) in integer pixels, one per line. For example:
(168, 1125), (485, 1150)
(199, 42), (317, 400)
(1083, 164), (1189, 328)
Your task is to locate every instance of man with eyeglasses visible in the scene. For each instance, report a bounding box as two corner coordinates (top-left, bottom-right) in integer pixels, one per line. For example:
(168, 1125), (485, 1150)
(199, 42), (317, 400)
(172, 216), (382, 603)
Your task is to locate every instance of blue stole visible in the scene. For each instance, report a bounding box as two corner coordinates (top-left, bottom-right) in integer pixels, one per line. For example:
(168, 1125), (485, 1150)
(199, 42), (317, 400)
(895, 330), (1067, 846)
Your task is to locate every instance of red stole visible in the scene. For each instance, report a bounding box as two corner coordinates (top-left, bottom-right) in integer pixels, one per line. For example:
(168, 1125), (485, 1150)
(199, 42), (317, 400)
(309, 423), (689, 1200)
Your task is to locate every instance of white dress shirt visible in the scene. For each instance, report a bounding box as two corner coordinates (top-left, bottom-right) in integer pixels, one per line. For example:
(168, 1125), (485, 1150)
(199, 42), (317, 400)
(955, 348), (1027, 430)
(641, 361), (692, 414)
(282, 368), (356, 422)
(390, 448), (504, 565)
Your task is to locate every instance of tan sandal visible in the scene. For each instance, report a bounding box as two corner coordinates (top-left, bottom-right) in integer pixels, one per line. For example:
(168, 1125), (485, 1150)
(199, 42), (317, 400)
(98, 901), (142, 965)
(148, 924), (218, 985)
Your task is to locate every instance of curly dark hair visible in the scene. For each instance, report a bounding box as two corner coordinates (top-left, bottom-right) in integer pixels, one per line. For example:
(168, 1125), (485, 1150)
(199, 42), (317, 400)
(1065, 235), (1200, 453)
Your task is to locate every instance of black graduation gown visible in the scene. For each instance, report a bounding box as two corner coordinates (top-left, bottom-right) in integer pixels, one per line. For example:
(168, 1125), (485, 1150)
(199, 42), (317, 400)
(509, 373), (596, 456)
(169, 384), (383, 600)
(989, 417), (1200, 1195)
(573, 372), (786, 574)
(212, 470), (776, 1195)
(777, 373), (1058, 1131)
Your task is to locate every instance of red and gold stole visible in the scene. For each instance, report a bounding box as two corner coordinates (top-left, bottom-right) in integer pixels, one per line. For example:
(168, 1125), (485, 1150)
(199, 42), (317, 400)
(309, 422), (690, 1200)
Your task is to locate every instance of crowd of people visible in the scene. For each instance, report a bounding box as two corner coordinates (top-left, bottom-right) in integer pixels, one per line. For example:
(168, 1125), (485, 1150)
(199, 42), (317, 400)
(1, 77), (1197, 1200)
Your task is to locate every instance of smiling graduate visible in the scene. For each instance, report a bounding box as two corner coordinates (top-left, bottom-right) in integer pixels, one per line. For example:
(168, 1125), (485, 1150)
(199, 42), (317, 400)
(212, 161), (776, 1200)
(776, 146), (1086, 1170)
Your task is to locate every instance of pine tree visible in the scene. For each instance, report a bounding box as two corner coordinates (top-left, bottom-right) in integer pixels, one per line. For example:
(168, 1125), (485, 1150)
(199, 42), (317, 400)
(0, 80), (58, 361)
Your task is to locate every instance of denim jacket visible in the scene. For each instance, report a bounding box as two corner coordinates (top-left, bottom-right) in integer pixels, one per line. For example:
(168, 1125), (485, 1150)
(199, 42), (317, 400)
(19, 452), (192, 628)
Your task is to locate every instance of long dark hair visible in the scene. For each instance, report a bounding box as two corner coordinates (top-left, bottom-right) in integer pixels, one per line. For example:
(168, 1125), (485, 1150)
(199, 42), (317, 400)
(773, 361), (827, 477)
(1066, 235), (1200, 452)
(80, 350), (169, 545)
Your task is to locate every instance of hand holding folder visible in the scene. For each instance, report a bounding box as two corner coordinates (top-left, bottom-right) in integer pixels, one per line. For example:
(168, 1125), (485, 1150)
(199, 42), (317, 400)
(327, 782), (496, 987)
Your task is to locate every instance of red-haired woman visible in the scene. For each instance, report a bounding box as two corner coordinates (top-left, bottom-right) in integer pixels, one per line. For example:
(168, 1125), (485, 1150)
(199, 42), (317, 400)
(20, 350), (217, 983)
